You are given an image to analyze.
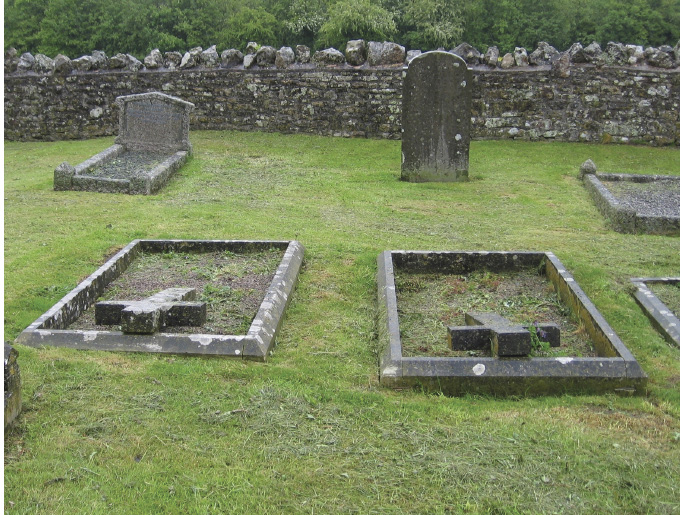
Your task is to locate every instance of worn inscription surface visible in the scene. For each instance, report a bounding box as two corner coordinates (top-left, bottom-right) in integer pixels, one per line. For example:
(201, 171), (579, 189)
(124, 100), (184, 147)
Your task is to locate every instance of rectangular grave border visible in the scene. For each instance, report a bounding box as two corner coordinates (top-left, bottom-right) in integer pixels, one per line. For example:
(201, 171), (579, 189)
(630, 277), (680, 348)
(16, 239), (304, 361)
(377, 250), (647, 396)
(54, 143), (190, 195)
(582, 172), (680, 234)
(54, 92), (194, 195)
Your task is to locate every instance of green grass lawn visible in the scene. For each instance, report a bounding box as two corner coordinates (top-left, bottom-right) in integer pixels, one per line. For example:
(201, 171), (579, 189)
(4, 132), (680, 513)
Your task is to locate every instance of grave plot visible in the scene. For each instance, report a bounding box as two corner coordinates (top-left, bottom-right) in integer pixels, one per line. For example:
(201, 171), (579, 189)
(630, 277), (680, 348)
(54, 92), (194, 195)
(377, 250), (647, 396)
(580, 162), (680, 234)
(16, 240), (304, 360)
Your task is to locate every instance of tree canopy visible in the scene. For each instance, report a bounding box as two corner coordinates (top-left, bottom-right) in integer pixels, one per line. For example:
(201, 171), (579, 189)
(5, 0), (679, 58)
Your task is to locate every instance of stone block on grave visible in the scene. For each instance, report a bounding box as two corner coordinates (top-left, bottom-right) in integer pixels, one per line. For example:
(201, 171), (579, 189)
(447, 312), (561, 357)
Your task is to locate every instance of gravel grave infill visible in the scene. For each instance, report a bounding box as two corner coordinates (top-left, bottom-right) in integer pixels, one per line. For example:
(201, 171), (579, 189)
(395, 269), (596, 358)
(603, 178), (680, 217)
(68, 249), (284, 335)
(83, 151), (171, 180)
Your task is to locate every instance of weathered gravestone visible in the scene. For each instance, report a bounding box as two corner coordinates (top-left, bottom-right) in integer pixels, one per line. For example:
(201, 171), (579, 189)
(401, 51), (472, 182)
(115, 92), (193, 153)
(54, 92), (194, 194)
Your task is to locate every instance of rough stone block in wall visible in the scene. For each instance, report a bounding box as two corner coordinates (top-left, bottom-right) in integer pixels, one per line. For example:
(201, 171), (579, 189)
(3, 66), (679, 145)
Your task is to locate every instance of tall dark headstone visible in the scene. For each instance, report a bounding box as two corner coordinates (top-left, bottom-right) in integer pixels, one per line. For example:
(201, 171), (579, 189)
(401, 51), (472, 182)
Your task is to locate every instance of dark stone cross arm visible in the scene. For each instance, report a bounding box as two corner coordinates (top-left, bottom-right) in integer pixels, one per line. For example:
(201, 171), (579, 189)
(448, 312), (560, 357)
(95, 287), (206, 334)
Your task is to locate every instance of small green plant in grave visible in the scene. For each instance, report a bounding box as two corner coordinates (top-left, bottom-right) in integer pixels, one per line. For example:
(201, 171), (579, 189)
(529, 322), (551, 355)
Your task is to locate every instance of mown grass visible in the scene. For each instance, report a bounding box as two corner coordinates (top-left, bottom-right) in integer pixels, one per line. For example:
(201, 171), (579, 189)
(4, 132), (680, 513)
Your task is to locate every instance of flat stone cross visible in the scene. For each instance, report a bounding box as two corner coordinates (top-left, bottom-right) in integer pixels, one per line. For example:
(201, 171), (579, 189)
(95, 287), (206, 334)
(448, 312), (560, 357)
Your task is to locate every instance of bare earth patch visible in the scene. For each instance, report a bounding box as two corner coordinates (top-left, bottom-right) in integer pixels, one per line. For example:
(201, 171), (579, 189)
(69, 248), (283, 334)
(395, 268), (596, 358)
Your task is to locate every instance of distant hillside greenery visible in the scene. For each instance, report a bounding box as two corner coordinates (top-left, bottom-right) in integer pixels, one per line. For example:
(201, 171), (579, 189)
(5, 0), (680, 58)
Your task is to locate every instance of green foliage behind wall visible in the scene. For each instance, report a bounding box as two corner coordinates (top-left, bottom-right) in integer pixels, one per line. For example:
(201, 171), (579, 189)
(4, 0), (680, 57)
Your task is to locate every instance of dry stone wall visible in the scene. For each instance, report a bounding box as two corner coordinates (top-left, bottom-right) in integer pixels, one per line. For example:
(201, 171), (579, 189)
(4, 64), (679, 145)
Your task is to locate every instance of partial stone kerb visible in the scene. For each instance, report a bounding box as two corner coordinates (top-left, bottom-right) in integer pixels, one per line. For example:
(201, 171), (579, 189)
(54, 161), (76, 190)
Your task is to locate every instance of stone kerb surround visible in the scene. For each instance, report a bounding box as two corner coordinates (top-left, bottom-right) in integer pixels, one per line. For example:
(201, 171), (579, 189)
(580, 170), (680, 234)
(53, 91), (195, 194)
(377, 250), (647, 396)
(4, 64), (679, 145)
(630, 277), (680, 347)
(4, 344), (22, 428)
(15, 239), (305, 360)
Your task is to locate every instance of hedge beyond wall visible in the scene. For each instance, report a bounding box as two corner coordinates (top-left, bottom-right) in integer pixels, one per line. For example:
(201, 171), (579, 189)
(4, 64), (679, 145)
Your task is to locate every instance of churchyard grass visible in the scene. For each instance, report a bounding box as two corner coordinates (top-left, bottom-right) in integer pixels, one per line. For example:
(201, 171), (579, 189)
(4, 132), (680, 513)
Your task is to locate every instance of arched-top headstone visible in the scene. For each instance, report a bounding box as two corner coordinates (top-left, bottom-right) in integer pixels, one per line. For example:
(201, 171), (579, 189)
(401, 51), (472, 182)
(115, 92), (194, 153)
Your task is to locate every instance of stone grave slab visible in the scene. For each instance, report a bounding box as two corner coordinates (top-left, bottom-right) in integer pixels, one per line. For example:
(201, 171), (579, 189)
(54, 92), (194, 195)
(630, 277), (680, 347)
(401, 51), (472, 182)
(377, 250), (647, 396)
(16, 239), (304, 361)
(580, 163), (680, 234)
